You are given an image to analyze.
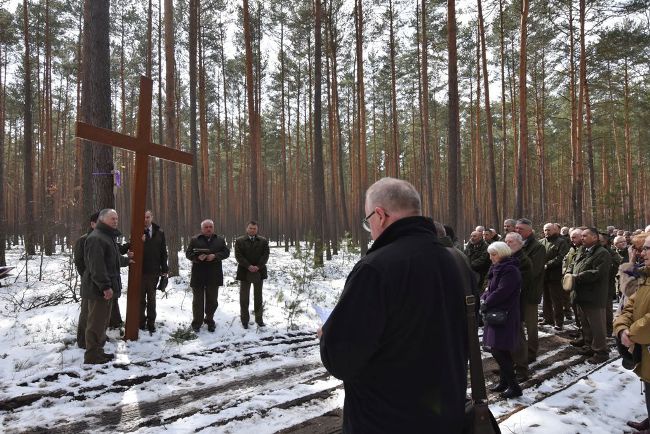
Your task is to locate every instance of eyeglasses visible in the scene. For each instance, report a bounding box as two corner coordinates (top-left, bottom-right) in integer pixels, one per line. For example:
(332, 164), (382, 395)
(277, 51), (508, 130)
(642, 246), (650, 251)
(361, 209), (389, 232)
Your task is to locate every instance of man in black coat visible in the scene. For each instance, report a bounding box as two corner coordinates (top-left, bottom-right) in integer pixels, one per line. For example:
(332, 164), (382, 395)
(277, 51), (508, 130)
(139, 210), (169, 333)
(235, 221), (270, 329)
(81, 209), (129, 364)
(320, 177), (467, 433)
(185, 219), (230, 332)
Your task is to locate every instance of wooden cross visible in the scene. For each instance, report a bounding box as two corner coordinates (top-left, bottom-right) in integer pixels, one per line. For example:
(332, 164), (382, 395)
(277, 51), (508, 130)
(76, 76), (193, 341)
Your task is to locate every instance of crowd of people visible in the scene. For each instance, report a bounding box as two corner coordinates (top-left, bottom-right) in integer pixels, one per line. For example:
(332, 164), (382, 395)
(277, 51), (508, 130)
(458, 219), (650, 432)
(71, 177), (650, 433)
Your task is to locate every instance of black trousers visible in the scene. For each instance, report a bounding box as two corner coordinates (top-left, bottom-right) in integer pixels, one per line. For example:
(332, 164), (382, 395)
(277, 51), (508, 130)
(491, 348), (516, 386)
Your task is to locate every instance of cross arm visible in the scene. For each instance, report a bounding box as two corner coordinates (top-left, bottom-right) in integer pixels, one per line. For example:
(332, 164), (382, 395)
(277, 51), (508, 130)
(76, 122), (194, 166)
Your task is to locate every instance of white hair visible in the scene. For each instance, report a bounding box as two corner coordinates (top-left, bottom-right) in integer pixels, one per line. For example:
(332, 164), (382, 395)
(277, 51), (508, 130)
(487, 241), (512, 259)
(98, 208), (117, 222)
(505, 232), (523, 244)
(365, 177), (421, 215)
(201, 219), (214, 228)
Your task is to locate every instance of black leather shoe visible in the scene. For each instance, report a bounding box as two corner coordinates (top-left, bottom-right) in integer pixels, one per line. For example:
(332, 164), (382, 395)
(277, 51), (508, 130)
(257, 322), (266, 327)
(570, 338), (585, 347)
(192, 326), (200, 333)
(242, 323), (249, 329)
(101, 352), (115, 361)
(501, 386), (523, 399)
(627, 418), (649, 430)
(208, 324), (216, 332)
(489, 382), (507, 392)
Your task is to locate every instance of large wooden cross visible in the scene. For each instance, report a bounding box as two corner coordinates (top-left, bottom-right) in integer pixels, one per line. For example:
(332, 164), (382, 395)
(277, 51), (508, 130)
(76, 76), (193, 341)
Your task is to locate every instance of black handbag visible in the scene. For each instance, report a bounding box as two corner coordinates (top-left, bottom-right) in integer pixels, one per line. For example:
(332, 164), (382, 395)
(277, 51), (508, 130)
(447, 248), (501, 434)
(483, 309), (508, 326)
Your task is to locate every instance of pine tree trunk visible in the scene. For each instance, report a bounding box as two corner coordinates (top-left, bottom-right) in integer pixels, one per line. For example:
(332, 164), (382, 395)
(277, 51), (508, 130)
(23, 0), (36, 256)
(243, 0), (258, 221)
(354, 0), (368, 254)
(515, 0), (529, 218)
(478, 0), (499, 230)
(189, 0), (201, 225)
(420, 0), (434, 218)
(447, 0), (461, 233)
(579, 0), (597, 227)
(0, 30), (5, 265)
(388, 0), (399, 179)
(313, 0), (326, 267)
(164, 0), (180, 275)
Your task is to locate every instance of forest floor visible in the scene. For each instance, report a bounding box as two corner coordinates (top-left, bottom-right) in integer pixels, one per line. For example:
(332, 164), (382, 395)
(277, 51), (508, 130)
(0, 242), (645, 433)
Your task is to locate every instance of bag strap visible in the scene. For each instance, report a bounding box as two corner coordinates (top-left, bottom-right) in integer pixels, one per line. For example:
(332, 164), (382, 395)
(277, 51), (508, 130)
(447, 247), (488, 403)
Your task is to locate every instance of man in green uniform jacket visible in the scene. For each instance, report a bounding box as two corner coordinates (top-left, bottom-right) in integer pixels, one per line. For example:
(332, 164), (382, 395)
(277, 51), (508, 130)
(235, 221), (270, 328)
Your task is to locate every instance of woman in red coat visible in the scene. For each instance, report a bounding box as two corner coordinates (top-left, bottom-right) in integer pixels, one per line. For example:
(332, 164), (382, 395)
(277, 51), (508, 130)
(481, 241), (522, 398)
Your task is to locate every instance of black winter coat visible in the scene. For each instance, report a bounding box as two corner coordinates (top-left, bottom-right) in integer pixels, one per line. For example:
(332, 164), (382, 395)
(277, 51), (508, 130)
(81, 222), (126, 299)
(320, 216), (467, 434)
(142, 223), (169, 275)
(522, 235), (546, 304)
(234, 235), (270, 281)
(73, 230), (92, 276)
(185, 234), (230, 287)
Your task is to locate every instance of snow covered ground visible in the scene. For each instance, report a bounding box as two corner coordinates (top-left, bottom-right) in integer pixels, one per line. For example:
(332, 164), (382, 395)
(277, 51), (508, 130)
(0, 241), (646, 433)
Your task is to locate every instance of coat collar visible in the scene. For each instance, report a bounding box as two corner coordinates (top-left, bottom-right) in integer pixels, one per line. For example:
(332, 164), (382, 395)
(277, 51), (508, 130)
(367, 216), (438, 254)
(95, 221), (122, 238)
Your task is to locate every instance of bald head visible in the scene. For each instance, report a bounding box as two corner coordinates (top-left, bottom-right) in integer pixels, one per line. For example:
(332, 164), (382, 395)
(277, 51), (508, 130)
(365, 177), (421, 217)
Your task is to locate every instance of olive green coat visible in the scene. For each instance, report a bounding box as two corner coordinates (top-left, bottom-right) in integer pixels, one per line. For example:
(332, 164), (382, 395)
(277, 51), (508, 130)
(571, 244), (612, 308)
(235, 235), (270, 281)
(540, 234), (569, 282)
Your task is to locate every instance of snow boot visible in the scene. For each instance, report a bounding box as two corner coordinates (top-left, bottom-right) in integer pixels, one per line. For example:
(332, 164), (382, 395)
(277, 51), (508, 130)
(627, 418), (649, 431)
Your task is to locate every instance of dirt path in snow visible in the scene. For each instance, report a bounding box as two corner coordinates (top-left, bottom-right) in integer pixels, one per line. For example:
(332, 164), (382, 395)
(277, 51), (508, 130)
(278, 324), (619, 434)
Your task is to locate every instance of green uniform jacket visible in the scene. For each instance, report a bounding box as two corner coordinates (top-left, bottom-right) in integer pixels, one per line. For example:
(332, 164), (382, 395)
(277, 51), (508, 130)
(614, 272), (650, 382)
(540, 234), (569, 282)
(571, 244), (612, 308)
(522, 235), (546, 304)
(463, 240), (490, 285)
(234, 235), (270, 281)
(563, 245), (583, 275)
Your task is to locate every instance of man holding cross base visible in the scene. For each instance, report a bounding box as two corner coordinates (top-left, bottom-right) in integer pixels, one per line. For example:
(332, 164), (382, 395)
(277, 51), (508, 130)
(81, 209), (129, 364)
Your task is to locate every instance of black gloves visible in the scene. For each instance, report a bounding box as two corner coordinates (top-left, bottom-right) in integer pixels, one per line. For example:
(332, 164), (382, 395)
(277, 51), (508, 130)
(157, 276), (169, 292)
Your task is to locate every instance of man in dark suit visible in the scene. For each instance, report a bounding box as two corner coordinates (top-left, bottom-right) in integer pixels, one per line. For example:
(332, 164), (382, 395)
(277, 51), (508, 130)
(235, 221), (270, 329)
(139, 210), (169, 333)
(185, 219), (230, 332)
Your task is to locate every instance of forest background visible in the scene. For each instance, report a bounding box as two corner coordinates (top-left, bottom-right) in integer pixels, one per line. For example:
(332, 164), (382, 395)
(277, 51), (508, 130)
(0, 0), (649, 273)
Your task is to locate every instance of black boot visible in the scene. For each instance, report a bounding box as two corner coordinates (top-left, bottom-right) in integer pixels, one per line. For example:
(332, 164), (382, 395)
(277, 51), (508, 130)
(501, 383), (522, 399)
(627, 418), (649, 431)
(489, 377), (508, 393)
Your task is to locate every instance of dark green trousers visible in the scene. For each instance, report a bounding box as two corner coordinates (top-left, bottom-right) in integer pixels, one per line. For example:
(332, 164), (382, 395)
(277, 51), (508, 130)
(240, 271), (263, 325)
(84, 298), (112, 363)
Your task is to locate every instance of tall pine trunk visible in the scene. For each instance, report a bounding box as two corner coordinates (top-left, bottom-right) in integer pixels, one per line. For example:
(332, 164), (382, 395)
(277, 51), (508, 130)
(164, 0), (180, 275)
(23, 0), (36, 255)
(478, 0), (499, 229)
(447, 0), (461, 233)
(515, 0), (529, 218)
